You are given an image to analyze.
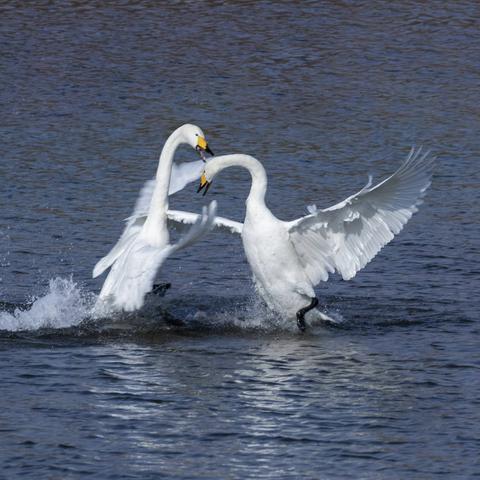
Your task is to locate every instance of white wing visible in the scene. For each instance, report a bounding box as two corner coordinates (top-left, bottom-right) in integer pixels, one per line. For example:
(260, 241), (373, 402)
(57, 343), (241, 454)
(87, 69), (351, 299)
(169, 160), (205, 195)
(92, 216), (144, 278)
(167, 210), (243, 235)
(92, 160), (204, 278)
(127, 160), (204, 222)
(287, 147), (435, 285)
(97, 201), (217, 312)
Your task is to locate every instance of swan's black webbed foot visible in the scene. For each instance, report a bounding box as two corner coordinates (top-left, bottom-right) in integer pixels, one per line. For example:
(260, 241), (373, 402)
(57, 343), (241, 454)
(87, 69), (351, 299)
(296, 297), (319, 332)
(151, 282), (171, 297)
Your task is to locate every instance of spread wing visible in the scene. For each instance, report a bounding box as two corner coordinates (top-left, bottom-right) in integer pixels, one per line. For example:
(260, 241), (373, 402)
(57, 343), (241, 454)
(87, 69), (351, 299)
(92, 160), (204, 278)
(169, 160), (205, 196)
(126, 160), (204, 225)
(287, 147), (435, 285)
(167, 210), (243, 235)
(96, 202), (217, 312)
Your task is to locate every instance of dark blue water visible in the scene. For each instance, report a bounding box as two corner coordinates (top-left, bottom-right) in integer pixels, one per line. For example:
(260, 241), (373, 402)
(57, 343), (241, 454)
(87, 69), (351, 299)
(1, 2), (479, 478)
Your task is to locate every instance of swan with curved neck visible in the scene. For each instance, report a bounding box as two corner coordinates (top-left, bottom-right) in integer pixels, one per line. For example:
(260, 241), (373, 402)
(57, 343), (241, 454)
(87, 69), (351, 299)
(142, 125), (213, 243)
(93, 124), (215, 313)
(194, 149), (434, 330)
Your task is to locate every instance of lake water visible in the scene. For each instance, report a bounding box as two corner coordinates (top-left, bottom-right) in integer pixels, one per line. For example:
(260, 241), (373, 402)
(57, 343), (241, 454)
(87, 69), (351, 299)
(1, 1), (479, 478)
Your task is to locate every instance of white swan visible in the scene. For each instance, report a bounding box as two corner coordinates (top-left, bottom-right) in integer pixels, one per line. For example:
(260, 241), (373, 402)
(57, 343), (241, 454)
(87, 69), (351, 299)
(191, 147), (434, 330)
(93, 124), (216, 313)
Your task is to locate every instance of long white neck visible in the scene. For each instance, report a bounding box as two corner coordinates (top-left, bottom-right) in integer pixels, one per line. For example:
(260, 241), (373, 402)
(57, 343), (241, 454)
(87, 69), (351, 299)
(209, 154), (268, 208)
(142, 128), (184, 244)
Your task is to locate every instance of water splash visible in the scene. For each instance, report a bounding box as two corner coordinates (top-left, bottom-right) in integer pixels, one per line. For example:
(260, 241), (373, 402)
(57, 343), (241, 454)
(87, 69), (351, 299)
(0, 277), (95, 332)
(186, 295), (285, 331)
(0, 276), (344, 335)
(184, 294), (343, 333)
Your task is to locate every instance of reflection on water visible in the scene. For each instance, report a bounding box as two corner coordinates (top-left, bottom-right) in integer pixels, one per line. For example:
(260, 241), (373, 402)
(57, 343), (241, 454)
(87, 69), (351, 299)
(0, 1), (479, 479)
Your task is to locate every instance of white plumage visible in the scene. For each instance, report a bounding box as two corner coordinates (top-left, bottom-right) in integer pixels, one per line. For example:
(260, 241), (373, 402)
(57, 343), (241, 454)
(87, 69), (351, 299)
(189, 147), (434, 328)
(93, 124), (216, 313)
(287, 147), (434, 283)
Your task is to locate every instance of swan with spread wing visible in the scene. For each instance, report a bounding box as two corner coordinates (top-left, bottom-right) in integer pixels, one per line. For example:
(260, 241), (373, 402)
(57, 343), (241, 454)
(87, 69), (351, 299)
(93, 124), (216, 313)
(189, 148), (434, 330)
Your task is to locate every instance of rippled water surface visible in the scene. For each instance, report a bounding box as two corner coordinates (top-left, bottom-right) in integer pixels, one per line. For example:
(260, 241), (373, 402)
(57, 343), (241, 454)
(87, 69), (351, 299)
(1, 1), (479, 478)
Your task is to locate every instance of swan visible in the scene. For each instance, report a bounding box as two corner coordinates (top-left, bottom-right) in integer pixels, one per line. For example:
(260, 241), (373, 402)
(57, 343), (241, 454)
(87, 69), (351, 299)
(93, 124), (217, 313)
(191, 147), (434, 331)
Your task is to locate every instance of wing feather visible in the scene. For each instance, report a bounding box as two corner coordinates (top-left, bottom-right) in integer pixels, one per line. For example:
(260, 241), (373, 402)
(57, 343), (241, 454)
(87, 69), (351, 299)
(288, 147), (435, 284)
(93, 160), (205, 278)
(167, 210), (243, 235)
(97, 202), (217, 312)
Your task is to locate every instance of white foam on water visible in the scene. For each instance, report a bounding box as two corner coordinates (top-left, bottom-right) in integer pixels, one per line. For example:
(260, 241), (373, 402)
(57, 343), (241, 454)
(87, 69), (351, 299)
(0, 277), (96, 332)
(188, 296), (288, 331)
(0, 276), (344, 334)
(187, 294), (343, 333)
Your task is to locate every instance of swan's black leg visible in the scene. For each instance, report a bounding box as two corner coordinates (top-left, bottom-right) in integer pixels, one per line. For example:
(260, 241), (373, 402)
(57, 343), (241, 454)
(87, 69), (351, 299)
(296, 297), (319, 332)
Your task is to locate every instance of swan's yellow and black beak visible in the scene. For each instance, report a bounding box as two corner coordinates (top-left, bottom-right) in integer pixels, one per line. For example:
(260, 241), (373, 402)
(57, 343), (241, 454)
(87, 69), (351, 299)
(195, 136), (214, 161)
(197, 172), (211, 196)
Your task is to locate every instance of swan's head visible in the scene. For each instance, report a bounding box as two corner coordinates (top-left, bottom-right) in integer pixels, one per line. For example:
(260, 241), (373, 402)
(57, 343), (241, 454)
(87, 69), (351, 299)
(197, 157), (219, 196)
(197, 154), (256, 195)
(179, 124), (214, 161)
